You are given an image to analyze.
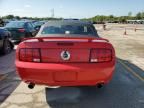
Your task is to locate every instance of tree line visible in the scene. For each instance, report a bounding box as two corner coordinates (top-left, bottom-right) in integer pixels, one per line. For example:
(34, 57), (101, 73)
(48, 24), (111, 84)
(0, 15), (62, 21)
(83, 12), (144, 23)
(0, 11), (144, 24)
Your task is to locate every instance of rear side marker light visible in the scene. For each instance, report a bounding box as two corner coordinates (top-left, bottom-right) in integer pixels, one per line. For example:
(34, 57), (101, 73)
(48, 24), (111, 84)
(19, 48), (41, 62)
(90, 49), (112, 62)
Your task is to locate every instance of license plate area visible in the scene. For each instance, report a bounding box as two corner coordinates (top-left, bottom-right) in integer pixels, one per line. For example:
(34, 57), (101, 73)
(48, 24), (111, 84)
(54, 71), (77, 82)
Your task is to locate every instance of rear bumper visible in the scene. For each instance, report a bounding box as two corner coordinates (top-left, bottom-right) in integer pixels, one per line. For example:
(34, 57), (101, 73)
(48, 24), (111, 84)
(16, 61), (115, 86)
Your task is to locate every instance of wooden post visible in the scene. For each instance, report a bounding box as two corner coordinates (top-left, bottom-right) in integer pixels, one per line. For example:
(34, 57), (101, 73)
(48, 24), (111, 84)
(124, 28), (127, 35)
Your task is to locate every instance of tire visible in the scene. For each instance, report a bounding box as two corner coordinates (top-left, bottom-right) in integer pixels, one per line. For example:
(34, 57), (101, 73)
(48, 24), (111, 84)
(10, 42), (14, 50)
(2, 39), (12, 54)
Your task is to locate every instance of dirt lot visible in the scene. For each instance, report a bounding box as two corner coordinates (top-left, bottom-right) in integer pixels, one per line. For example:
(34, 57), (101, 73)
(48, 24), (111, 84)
(0, 24), (144, 108)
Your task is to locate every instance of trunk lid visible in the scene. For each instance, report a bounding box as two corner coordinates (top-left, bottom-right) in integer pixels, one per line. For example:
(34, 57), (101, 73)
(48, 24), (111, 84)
(6, 28), (25, 40)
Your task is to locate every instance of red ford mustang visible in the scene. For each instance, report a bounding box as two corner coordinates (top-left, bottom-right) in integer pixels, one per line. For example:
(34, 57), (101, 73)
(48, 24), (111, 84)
(16, 20), (116, 89)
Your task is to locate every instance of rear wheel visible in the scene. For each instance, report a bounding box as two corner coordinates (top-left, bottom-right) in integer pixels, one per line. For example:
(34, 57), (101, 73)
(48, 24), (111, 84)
(2, 40), (12, 54)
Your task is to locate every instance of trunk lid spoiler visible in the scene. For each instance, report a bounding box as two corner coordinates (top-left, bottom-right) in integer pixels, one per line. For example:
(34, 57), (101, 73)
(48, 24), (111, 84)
(22, 37), (109, 43)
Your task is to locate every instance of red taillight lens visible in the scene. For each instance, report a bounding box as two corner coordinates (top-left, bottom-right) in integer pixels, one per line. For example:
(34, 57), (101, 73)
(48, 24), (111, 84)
(19, 49), (27, 61)
(32, 49), (41, 62)
(18, 28), (25, 32)
(90, 49), (112, 62)
(19, 49), (40, 62)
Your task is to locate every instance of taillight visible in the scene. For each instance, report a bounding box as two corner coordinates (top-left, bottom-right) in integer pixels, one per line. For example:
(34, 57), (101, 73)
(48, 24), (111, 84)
(18, 28), (25, 32)
(19, 48), (41, 62)
(90, 49), (112, 63)
(32, 49), (41, 62)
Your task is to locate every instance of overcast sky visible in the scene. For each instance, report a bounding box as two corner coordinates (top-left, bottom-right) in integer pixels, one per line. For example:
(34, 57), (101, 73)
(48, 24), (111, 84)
(0, 0), (144, 18)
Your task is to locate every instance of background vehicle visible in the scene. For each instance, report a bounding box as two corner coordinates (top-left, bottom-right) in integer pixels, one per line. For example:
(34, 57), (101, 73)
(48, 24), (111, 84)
(16, 20), (115, 89)
(0, 19), (5, 27)
(5, 21), (38, 43)
(33, 21), (46, 31)
(0, 28), (14, 54)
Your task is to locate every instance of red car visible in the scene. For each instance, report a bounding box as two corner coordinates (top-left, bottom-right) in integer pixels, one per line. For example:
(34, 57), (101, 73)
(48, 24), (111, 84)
(16, 20), (115, 89)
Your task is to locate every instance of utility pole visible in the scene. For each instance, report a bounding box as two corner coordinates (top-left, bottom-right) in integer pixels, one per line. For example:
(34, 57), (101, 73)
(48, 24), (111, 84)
(51, 8), (54, 18)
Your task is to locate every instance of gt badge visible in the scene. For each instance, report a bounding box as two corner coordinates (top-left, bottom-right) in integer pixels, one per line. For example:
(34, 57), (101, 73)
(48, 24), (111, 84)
(61, 50), (70, 61)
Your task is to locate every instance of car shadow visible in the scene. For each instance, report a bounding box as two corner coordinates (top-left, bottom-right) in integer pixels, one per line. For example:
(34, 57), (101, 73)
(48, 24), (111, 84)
(0, 49), (21, 105)
(45, 58), (144, 108)
(0, 49), (15, 56)
(0, 51), (16, 74)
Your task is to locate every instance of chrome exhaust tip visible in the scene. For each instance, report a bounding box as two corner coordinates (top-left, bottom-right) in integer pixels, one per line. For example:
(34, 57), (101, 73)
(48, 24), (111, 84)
(97, 83), (104, 88)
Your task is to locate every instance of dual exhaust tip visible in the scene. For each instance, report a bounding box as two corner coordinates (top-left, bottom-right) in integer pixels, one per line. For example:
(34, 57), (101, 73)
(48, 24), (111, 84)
(97, 83), (104, 88)
(27, 83), (104, 89)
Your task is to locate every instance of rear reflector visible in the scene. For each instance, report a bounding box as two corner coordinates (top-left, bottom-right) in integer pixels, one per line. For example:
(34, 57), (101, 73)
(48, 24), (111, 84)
(19, 48), (40, 62)
(90, 49), (112, 62)
(18, 28), (25, 32)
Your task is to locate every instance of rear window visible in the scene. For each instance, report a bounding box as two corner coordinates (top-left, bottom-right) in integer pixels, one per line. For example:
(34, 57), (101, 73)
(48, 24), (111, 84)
(5, 22), (25, 28)
(40, 23), (98, 37)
